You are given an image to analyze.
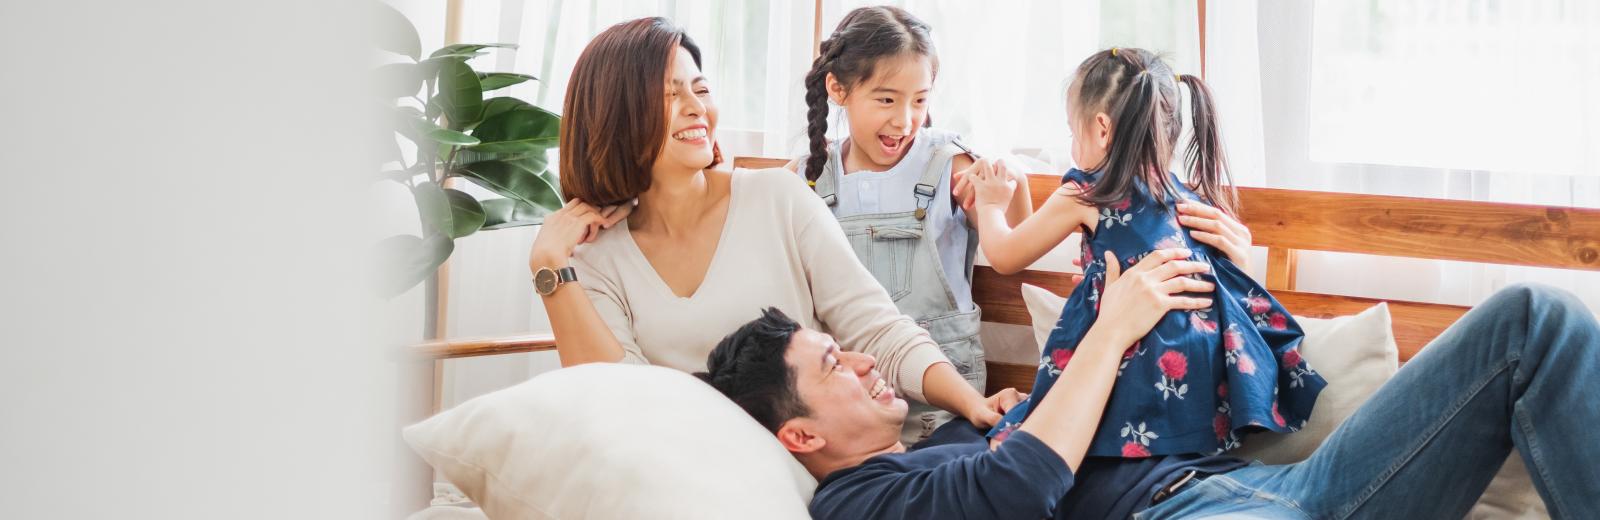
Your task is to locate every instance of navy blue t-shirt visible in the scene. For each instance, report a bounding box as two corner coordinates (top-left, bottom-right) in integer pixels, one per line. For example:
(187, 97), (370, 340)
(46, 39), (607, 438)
(809, 422), (1248, 519)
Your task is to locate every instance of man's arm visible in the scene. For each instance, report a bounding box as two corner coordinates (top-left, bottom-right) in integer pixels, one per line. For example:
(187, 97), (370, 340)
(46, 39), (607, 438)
(808, 431), (1073, 520)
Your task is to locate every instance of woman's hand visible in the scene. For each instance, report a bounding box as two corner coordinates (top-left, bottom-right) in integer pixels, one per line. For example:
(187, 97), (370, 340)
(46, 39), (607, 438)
(964, 388), (1027, 429)
(1094, 248), (1215, 348)
(1177, 202), (1253, 270)
(528, 199), (632, 271)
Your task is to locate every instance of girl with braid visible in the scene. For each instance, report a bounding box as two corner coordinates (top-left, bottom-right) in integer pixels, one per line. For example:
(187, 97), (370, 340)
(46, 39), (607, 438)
(784, 6), (1036, 445)
(972, 48), (1326, 458)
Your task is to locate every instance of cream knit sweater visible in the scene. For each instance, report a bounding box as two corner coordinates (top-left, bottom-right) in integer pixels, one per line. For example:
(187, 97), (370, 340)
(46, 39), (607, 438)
(570, 167), (950, 402)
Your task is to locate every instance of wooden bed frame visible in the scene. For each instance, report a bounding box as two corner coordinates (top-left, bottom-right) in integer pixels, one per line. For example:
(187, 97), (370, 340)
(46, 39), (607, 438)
(416, 157), (1600, 397)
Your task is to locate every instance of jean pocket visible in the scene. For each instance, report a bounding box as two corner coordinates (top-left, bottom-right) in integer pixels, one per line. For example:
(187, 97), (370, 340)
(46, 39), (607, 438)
(845, 224), (921, 301)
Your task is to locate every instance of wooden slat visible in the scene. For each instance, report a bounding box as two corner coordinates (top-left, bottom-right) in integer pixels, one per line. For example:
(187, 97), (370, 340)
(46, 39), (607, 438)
(415, 334), (557, 360)
(1265, 248), (1298, 291)
(1239, 187), (1600, 270)
(971, 266), (1077, 327)
(986, 361), (1040, 396)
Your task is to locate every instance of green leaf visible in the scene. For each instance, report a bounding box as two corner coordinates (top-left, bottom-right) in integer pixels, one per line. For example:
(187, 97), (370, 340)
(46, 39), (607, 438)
(471, 104), (560, 143)
(375, 4), (421, 60)
(375, 63), (424, 98)
(477, 72), (537, 92)
(477, 97), (532, 123)
(434, 59), (483, 129)
(375, 234), (453, 298)
(455, 160), (563, 211)
(426, 127), (480, 146)
(465, 137), (556, 154)
(444, 189), (486, 238)
(430, 43), (517, 58)
(479, 198), (551, 230)
(413, 181), (453, 236)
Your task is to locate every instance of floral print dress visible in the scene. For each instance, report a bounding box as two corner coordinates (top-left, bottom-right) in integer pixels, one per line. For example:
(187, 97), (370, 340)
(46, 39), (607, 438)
(987, 169), (1327, 457)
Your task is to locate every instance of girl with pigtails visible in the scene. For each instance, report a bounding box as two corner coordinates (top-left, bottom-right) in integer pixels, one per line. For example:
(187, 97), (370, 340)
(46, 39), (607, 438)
(972, 47), (1327, 458)
(785, 6), (1036, 445)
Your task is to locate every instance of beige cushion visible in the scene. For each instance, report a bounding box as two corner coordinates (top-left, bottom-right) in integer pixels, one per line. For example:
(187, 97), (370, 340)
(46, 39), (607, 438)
(1226, 302), (1399, 463)
(404, 363), (814, 520)
(1018, 283), (1545, 516)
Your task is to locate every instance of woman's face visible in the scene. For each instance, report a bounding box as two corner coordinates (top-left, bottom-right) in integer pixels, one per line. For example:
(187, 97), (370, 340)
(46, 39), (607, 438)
(655, 45), (718, 173)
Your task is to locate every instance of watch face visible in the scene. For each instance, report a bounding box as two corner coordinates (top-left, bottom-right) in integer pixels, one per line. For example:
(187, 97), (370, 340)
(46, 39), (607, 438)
(534, 268), (558, 295)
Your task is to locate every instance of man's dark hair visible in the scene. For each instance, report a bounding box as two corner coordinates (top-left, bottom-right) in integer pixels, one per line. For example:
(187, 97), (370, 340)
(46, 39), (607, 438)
(694, 307), (812, 433)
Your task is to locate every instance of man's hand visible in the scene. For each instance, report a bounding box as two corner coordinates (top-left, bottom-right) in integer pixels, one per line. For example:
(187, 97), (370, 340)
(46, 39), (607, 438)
(1094, 248), (1216, 348)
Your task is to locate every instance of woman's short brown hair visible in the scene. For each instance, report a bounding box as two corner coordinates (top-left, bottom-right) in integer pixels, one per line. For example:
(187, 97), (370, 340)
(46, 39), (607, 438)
(559, 17), (715, 206)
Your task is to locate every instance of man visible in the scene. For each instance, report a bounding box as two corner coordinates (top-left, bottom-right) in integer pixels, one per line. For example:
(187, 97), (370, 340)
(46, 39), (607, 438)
(697, 249), (1600, 519)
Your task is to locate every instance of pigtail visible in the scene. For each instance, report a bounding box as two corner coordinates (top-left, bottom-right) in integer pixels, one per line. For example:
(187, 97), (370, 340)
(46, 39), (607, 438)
(802, 42), (839, 183)
(1075, 49), (1182, 210)
(1177, 73), (1238, 217)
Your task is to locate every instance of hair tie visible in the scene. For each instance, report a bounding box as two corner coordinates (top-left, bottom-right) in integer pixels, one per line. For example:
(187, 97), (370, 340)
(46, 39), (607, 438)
(1111, 47), (1119, 57)
(1176, 74), (1183, 83)
(808, 180), (817, 187)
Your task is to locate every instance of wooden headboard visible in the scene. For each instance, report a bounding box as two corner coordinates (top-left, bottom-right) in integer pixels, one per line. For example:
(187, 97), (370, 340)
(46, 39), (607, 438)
(416, 157), (1600, 397)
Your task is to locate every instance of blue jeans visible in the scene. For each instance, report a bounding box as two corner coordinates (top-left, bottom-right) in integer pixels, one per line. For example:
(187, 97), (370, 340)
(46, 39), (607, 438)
(1134, 284), (1600, 519)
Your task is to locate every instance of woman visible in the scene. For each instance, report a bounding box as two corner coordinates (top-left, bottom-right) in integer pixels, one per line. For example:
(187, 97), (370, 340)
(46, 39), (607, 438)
(526, 17), (1256, 431)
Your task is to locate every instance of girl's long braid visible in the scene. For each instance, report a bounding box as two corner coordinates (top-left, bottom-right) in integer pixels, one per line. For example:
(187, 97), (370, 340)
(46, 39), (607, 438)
(803, 41), (843, 183)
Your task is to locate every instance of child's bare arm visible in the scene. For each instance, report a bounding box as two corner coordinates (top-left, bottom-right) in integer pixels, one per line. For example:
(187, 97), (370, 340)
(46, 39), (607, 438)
(972, 174), (1095, 275)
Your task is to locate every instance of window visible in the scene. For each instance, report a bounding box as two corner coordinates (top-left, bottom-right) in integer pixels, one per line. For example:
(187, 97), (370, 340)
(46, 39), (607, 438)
(1309, 0), (1599, 177)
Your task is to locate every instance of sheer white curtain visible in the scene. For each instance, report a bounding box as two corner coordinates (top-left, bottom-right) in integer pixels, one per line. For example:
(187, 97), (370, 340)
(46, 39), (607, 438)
(1223, 0), (1600, 311)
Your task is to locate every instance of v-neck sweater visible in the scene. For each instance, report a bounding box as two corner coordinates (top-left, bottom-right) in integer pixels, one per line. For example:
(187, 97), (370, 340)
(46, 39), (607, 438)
(570, 167), (950, 402)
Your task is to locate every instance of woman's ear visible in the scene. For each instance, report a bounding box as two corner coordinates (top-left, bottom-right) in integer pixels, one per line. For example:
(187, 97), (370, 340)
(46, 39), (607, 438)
(776, 419), (827, 454)
(825, 72), (847, 105)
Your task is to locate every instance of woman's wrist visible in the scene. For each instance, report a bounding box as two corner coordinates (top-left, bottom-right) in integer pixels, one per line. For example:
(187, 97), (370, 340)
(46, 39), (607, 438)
(528, 249), (570, 273)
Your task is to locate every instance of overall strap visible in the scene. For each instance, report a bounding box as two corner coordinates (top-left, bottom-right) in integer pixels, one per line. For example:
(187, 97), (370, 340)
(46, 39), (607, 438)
(914, 139), (966, 220)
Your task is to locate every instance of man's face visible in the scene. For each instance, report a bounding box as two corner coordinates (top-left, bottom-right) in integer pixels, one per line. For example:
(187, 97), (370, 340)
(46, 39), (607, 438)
(782, 328), (907, 452)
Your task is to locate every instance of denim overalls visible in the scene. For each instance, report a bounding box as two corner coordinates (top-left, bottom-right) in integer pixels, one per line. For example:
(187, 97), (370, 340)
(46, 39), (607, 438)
(811, 138), (987, 445)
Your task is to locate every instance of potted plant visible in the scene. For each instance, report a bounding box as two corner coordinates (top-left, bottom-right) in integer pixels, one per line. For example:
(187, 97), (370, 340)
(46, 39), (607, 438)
(375, 4), (564, 300)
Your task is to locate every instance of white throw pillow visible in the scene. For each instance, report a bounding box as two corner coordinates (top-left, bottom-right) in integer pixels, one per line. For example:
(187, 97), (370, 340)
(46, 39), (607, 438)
(1017, 283), (1545, 516)
(404, 363), (815, 520)
(1019, 283), (1067, 355)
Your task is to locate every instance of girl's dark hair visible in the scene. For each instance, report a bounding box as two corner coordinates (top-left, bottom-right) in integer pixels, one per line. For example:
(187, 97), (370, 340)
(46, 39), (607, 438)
(694, 307), (810, 433)
(802, 6), (937, 182)
(1068, 48), (1237, 217)
(560, 17), (718, 206)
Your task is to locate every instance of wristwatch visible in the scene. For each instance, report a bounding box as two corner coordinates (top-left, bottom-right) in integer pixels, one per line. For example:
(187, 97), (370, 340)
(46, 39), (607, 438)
(533, 266), (579, 296)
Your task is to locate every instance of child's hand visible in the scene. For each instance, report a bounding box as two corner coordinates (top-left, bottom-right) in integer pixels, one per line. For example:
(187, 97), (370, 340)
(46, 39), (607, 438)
(971, 158), (1017, 208)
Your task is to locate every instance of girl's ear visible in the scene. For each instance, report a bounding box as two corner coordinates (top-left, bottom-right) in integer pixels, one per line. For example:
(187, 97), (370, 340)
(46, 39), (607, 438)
(776, 419), (827, 454)
(825, 72), (847, 105)
(1093, 112), (1114, 151)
